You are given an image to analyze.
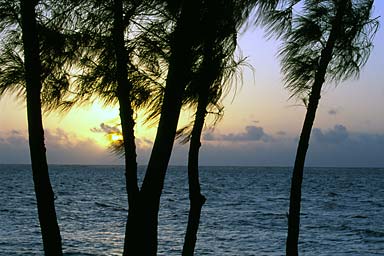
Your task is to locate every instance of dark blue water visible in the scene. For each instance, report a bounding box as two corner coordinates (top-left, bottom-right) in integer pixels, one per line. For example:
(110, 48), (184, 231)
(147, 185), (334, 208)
(0, 165), (383, 255)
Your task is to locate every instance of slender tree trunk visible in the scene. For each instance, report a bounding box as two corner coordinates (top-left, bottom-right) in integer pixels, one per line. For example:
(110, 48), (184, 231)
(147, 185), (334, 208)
(111, 1), (141, 255)
(20, 1), (63, 255)
(139, 47), (193, 256)
(132, 2), (201, 255)
(286, 2), (348, 255)
(182, 89), (209, 256)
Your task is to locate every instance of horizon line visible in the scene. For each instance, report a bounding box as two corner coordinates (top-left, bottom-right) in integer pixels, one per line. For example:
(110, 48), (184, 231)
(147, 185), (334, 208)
(1, 163), (383, 169)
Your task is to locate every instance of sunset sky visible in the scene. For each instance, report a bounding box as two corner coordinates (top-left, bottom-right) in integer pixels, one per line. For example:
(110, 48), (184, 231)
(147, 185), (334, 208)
(0, 3), (383, 167)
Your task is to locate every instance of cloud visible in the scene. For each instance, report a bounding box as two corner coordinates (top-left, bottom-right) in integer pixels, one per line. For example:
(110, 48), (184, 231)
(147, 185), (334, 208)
(203, 125), (272, 142)
(328, 109), (338, 115)
(311, 124), (349, 144)
(0, 129), (118, 165)
(89, 122), (154, 163)
(198, 138), (295, 166)
(307, 128), (384, 167)
(45, 129), (119, 164)
(10, 130), (22, 135)
(1, 124), (383, 167)
(203, 132), (215, 141)
(199, 124), (384, 167)
(90, 123), (120, 134)
(0, 131), (30, 164)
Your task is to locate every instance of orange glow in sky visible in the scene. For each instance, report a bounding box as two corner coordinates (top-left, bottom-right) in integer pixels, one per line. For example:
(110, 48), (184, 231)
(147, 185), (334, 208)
(1, 3), (384, 165)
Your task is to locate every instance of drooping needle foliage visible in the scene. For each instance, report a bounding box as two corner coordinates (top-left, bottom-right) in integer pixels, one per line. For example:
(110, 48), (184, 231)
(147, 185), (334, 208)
(268, 1), (378, 255)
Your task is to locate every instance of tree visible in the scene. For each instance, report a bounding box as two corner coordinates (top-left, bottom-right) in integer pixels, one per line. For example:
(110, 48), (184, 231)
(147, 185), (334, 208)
(180, 49), (222, 256)
(109, 3), (247, 254)
(1, 1), (89, 253)
(181, 49), (243, 256)
(65, 1), (160, 254)
(0, 0), (81, 109)
(178, 2), (246, 254)
(127, 1), (255, 254)
(111, 1), (144, 253)
(20, 0), (63, 254)
(275, 1), (378, 255)
(126, 2), (206, 254)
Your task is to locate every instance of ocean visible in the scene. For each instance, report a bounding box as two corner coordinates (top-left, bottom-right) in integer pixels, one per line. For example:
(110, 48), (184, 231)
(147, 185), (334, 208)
(0, 165), (383, 255)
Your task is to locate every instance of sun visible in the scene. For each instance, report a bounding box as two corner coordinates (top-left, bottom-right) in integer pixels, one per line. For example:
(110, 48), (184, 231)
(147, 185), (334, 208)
(110, 133), (123, 143)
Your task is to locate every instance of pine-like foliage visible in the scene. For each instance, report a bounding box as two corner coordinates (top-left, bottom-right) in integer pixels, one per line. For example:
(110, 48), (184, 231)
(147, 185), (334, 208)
(0, 0), (82, 111)
(279, 0), (378, 100)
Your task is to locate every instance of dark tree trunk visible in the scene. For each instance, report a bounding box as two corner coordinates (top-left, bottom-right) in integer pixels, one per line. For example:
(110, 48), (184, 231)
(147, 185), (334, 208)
(182, 89), (209, 256)
(20, 1), (63, 255)
(138, 44), (193, 256)
(111, 1), (140, 255)
(286, 2), (348, 256)
(128, 2), (201, 255)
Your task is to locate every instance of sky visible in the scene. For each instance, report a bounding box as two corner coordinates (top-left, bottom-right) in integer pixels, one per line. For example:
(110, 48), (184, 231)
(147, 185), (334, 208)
(0, 3), (383, 167)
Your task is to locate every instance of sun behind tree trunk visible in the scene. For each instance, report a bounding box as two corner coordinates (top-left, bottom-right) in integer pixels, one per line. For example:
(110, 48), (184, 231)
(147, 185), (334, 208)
(111, 0), (141, 255)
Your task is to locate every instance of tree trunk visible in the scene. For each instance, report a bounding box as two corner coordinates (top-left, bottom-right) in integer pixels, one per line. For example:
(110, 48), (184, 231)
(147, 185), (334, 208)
(130, 2), (201, 255)
(286, 2), (348, 255)
(182, 89), (209, 256)
(111, 1), (141, 255)
(20, 1), (63, 255)
(138, 44), (193, 256)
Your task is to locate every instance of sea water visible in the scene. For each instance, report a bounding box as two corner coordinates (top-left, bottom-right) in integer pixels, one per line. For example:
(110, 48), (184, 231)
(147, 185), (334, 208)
(0, 165), (383, 255)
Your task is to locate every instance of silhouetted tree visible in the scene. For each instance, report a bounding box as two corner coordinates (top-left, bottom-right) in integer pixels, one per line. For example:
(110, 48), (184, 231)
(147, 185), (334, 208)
(126, 1), (256, 254)
(0, 1), (81, 109)
(129, 2), (205, 253)
(112, 1), (143, 254)
(0, 1), (90, 253)
(180, 50), (242, 256)
(274, 1), (378, 255)
(180, 50), (222, 256)
(61, 1), (160, 254)
(109, 4), (246, 252)
(20, 0), (63, 254)
(178, 1), (247, 254)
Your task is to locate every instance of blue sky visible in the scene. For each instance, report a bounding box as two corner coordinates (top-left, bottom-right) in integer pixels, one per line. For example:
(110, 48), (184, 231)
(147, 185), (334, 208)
(0, 2), (383, 166)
